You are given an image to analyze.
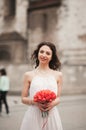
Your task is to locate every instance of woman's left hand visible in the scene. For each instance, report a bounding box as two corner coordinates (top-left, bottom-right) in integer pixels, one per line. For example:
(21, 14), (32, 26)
(43, 97), (60, 111)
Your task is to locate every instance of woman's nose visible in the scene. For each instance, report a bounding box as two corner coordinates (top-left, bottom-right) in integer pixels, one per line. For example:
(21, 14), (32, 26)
(42, 53), (46, 57)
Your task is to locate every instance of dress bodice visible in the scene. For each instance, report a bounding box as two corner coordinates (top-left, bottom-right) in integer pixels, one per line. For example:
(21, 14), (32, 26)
(29, 75), (58, 99)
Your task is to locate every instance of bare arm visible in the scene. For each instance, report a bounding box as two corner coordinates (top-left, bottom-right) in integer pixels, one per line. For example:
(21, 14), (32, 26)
(21, 73), (34, 105)
(50, 71), (63, 106)
(55, 72), (63, 105)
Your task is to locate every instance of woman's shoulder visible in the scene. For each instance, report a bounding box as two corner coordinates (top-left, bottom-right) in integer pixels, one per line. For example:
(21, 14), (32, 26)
(52, 70), (62, 75)
(24, 70), (35, 80)
(52, 70), (63, 79)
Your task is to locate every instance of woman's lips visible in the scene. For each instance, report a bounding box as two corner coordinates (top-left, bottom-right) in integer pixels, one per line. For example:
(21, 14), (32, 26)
(40, 57), (47, 61)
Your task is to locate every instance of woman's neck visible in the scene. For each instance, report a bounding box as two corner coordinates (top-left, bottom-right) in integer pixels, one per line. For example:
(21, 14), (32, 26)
(35, 64), (53, 76)
(37, 64), (50, 71)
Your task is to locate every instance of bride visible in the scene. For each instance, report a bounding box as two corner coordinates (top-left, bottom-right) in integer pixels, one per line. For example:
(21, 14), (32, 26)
(20, 41), (63, 130)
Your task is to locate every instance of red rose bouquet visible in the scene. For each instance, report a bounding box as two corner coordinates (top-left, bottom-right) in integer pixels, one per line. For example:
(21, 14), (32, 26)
(34, 89), (56, 118)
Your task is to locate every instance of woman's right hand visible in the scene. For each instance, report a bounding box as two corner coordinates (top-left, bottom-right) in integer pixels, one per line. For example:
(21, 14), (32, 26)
(34, 102), (48, 111)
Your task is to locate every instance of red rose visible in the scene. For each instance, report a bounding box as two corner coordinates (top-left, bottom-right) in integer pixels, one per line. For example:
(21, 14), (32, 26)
(34, 89), (56, 104)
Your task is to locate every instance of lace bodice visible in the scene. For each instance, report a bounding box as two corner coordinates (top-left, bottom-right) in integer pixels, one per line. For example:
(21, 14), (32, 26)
(29, 75), (58, 99)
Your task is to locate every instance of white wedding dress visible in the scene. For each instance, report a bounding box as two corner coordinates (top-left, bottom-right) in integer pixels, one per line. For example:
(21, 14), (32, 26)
(20, 75), (63, 130)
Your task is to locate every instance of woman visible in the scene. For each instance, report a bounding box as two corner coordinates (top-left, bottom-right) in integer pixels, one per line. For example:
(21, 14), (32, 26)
(0, 68), (10, 115)
(20, 41), (63, 130)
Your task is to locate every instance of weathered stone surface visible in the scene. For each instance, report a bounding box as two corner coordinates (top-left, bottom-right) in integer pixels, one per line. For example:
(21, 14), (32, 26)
(0, 0), (86, 94)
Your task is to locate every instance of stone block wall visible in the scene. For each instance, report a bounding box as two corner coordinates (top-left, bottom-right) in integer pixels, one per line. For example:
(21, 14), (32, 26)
(28, 0), (86, 95)
(57, 0), (86, 94)
(0, 0), (28, 38)
(0, 0), (29, 95)
(0, 0), (86, 95)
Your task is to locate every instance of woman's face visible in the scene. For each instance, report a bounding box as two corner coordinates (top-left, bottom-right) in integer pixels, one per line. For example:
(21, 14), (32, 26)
(38, 45), (52, 65)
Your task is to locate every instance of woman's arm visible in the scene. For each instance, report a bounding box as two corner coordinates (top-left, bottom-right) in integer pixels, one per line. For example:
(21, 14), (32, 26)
(55, 72), (63, 105)
(21, 73), (34, 105)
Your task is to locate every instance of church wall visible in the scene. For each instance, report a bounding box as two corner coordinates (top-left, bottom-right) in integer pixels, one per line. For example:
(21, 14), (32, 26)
(0, 40), (29, 94)
(0, 0), (86, 95)
(0, 0), (28, 38)
(28, 0), (86, 95)
(58, 0), (86, 94)
(0, 0), (29, 95)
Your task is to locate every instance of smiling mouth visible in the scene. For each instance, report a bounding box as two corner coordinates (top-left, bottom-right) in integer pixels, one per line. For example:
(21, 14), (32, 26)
(40, 58), (47, 61)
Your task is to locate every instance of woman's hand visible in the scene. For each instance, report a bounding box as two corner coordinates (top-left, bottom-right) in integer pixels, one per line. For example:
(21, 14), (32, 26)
(34, 97), (60, 112)
(34, 102), (48, 111)
(44, 98), (60, 111)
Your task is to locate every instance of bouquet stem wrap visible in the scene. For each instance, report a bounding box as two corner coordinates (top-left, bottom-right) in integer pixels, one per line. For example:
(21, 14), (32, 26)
(42, 111), (48, 118)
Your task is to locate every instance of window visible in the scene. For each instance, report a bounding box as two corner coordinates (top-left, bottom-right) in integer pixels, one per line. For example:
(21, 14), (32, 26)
(0, 46), (11, 61)
(4, 0), (16, 18)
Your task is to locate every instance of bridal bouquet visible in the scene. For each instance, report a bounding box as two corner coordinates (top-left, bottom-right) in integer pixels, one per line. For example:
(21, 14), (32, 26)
(34, 89), (56, 118)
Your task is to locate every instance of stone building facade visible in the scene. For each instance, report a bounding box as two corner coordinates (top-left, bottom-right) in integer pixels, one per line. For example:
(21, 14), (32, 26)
(0, 0), (29, 94)
(0, 0), (86, 95)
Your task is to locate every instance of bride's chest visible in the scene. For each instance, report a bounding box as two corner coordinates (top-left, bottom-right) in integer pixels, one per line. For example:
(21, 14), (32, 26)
(30, 76), (58, 95)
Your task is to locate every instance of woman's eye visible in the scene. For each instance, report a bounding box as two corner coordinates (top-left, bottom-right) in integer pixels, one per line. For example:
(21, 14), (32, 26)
(40, 50), (44, 53)
(46, 52), (51, 55)
(39, 50), (51, 55)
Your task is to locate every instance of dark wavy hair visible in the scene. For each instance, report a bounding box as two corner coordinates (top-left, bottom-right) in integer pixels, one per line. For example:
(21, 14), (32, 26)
(31, 41), (61, 70)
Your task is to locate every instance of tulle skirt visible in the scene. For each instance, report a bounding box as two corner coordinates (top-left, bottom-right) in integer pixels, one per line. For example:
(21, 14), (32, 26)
(20, 105), (63, 130)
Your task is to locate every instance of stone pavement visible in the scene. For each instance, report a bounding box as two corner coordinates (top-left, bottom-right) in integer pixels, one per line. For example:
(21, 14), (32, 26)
(0, 95), (86, 130)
